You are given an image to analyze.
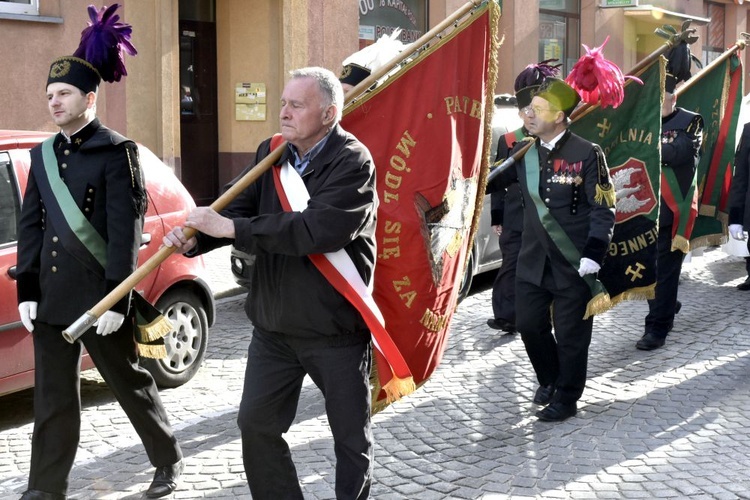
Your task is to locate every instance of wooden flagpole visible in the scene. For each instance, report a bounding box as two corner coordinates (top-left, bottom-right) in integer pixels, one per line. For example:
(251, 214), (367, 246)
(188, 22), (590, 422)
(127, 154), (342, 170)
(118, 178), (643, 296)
(63, 0), (489, 342)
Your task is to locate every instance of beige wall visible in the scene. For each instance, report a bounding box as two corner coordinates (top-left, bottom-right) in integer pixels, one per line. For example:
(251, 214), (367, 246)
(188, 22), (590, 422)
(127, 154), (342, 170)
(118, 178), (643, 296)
(0, 0), (174, 159)
(123, 0), (180, 166)
(215, 0), (358, 182)
(1, 0), (106, 133)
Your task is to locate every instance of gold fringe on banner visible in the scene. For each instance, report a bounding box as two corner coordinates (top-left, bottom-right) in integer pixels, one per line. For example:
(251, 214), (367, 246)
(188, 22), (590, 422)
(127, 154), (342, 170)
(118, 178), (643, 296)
(137, 342), (167, 359)
(671, 235), (691, 254)
(690, 232), (727, 250)
(583, 291), (613, 320)
(699, 204), (717, 217)
(138, 315), (174, 343)
(609, 284), (656, 307)
(382, 374), (416, 403)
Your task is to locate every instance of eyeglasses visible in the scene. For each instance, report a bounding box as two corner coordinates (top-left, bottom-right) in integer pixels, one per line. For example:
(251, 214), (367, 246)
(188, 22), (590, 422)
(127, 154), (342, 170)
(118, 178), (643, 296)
(522, 105), (558, 116)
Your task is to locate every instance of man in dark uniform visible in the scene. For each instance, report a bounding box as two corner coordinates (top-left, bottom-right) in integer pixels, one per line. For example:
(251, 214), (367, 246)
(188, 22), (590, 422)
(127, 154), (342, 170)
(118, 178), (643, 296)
(488, 78), (616, 422)
(727, 122), (750, 289)
(487, 60), (561, 334)
(636, 42), (703, 350)
(15, 6), (183, 499)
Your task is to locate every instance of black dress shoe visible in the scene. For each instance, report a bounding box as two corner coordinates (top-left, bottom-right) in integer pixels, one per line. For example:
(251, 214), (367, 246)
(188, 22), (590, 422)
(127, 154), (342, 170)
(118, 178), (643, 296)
(738, 278), (750, 290)
(145, 459), (184, 498)
(486, 318), (516, 334)
(20, 490), (66, 500)
(636, 332), (666, 351)
(532, 384), (555, 405)
(535, 401), (577, 422)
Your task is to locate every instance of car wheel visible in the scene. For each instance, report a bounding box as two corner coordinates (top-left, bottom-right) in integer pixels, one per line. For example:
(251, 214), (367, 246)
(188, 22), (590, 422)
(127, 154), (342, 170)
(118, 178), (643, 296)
(140, 289), (209, 388)
(457, 249), (475, 303)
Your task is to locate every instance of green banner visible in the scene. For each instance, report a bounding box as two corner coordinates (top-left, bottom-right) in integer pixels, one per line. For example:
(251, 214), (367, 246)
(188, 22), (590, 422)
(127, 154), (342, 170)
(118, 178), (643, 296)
(570, 59), (664, 304)
(677, 53), (743, 249)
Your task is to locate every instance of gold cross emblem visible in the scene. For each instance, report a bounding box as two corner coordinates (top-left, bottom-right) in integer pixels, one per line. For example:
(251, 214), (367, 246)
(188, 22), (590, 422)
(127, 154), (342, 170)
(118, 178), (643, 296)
(597, 118), (611, 138)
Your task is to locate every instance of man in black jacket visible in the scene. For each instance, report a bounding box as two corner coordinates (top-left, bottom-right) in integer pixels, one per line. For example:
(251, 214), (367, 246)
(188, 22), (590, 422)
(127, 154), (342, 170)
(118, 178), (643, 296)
(164, 67), (376, 500)
(727, 122), (750, 289)
(488, 78), (616, 422)
(636, 43), (703, 351)
(15, 12), (183, 499)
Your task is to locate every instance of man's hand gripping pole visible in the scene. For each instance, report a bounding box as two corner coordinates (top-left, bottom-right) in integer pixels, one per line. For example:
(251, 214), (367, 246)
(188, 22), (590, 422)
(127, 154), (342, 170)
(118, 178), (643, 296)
(62, 142), (286, 343)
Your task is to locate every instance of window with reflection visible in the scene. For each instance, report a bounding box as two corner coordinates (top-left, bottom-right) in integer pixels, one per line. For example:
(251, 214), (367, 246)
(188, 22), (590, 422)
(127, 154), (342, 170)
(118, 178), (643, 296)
(703, 2), (725, 67)
(0, 154), (21, 245)
(539, 0), (580, 77)
(0, 0), (39, 16)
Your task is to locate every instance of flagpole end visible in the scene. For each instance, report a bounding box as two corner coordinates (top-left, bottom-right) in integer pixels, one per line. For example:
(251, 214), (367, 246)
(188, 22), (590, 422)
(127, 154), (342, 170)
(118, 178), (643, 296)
(63, 312), (98, 343)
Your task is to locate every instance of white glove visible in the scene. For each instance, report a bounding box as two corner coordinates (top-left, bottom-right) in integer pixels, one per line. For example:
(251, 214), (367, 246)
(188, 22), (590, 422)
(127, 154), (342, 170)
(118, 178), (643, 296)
(95, 310), (125, 336)
(729, 224), (746, 241)
(18, 301), (38, 332)
(578, 257), (601, 277)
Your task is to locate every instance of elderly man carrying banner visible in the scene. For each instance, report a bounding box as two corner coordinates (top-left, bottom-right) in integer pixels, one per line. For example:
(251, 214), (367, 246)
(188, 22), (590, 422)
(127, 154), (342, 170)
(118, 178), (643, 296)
(164, 67), (378, 500)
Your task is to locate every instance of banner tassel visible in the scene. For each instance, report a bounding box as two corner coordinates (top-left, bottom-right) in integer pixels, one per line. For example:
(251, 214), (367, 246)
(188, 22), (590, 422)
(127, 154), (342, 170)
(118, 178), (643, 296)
(670, 235), (691, 254)
(383, 373), (416, 403)
(137, 342), (167, 359)
(138, 315), (174, 343)
(583, 291), (613, 320)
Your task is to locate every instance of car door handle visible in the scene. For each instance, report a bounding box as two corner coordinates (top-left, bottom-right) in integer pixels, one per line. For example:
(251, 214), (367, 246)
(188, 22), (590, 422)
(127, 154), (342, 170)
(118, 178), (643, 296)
(140, 233), (152, 249)
(8, 265), (17, 280)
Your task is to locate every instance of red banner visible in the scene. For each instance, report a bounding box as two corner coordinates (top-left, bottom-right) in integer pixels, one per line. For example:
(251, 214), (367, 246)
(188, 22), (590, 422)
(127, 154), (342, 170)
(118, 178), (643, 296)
(341, 1), (499, 410)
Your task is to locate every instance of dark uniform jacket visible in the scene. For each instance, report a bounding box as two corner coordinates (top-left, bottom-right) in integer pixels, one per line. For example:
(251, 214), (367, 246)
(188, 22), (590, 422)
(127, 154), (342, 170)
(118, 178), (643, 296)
(491, 130), (615, 287)
(728, 122), (750, 227)
(16, 119), (145, 324)
(660, 107), (703, 227)
(193, 124), (377, 346)
(489, 128), (524, 232)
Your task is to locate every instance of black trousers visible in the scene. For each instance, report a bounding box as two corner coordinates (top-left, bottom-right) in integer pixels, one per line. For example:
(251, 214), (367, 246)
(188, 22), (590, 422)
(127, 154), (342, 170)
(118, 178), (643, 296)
(645, 226), (685, 338)
(515, 273), (593, 404)
(491, 228), (522, 323)
(237, 328), (373, 500)
(28, 321), (182, 495)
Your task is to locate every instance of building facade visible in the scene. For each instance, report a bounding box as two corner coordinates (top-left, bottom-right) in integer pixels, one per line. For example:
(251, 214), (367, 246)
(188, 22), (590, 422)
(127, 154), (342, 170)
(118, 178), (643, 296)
(1, 0), (748, 204)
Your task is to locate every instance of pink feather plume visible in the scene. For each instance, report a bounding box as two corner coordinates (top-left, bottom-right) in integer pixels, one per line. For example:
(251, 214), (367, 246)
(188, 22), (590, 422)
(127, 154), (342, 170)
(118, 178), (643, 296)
(565, 36), (641, 109)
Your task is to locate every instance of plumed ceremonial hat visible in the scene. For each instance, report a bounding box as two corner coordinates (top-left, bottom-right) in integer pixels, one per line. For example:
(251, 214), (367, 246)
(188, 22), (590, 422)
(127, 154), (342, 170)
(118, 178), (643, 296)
(47, 3), (137, 93)
(339, 29), (405, 88)
(513, 59), (561, 110)
(534, 78), (581, 117)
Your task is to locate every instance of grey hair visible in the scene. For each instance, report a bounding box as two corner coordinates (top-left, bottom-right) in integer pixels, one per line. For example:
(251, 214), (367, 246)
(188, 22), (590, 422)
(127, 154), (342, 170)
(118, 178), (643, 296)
(289, 67), (344, 124)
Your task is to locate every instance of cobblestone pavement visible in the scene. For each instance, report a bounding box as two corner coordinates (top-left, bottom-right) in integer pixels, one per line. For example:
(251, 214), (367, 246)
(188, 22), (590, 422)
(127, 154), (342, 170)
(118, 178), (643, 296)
(2, 247), (750, 499)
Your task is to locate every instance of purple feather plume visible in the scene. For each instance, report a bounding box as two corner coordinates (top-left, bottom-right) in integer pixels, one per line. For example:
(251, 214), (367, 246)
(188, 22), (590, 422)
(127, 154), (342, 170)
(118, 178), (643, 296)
(513, 59), (562, 92)
(73, 4), (137, 83)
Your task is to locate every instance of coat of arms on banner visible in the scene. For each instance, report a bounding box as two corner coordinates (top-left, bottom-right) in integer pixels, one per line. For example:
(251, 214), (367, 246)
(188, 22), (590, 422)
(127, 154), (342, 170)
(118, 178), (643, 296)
(612, 158), (657, 224)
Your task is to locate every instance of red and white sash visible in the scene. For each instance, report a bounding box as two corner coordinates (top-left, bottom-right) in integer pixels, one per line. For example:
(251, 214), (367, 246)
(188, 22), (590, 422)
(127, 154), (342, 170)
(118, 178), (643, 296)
(269, 136), (414, 402)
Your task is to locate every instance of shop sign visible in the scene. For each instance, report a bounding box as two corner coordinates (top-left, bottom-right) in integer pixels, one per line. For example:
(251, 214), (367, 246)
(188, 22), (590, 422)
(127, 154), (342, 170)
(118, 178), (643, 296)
(358, 0), (427, 49)
(600, 0), (639, 6)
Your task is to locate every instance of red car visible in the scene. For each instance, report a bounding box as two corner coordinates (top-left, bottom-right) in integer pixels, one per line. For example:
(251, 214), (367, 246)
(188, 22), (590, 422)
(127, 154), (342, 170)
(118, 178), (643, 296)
(0, 130), (215, 396)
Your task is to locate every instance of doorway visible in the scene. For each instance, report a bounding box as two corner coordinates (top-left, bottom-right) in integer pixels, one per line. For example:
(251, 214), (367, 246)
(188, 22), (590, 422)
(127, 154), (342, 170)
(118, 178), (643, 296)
(179, 0), (218, 206)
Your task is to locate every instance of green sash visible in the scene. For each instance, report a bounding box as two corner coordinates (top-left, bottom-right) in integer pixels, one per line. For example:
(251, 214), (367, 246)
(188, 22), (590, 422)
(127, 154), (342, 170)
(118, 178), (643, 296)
(660, 167), (698, 254)
(40, 137), (169, 358)
(41, 137), (107, 269)
(524, 143), (612, 319)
